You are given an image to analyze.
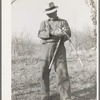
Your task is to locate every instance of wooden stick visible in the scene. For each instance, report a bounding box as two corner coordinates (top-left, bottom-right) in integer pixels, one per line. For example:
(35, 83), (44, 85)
(49, 39), (61, 69)
(49, 30), (84, 70)
(63, 31), (84, 67)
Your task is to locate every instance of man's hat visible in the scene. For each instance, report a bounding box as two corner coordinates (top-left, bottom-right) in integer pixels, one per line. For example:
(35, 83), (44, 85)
(44, 2), (58, 14)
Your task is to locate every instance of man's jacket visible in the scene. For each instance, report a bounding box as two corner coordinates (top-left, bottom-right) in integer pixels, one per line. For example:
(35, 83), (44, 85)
(38, 17), (71, 44)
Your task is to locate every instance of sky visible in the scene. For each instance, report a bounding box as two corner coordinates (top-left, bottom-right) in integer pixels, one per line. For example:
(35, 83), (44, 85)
(12, 0), (93, 42)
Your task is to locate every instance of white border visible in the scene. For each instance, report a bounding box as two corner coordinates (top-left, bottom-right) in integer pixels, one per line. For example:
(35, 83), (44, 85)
(2, 0), (11, 100)
(97, 0), (99, 100)
(1, 0), (99, 100)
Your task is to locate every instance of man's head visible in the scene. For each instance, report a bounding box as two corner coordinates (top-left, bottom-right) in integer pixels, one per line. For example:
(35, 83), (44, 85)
(44, 2), (58, 18)
(46, 11), (57, 18)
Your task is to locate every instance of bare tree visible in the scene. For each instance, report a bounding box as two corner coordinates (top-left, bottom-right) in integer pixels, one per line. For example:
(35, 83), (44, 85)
(85, 0), (97, 47)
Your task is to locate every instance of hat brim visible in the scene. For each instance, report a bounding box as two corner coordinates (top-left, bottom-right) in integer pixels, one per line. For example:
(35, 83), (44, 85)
(44, 7), (58, 14)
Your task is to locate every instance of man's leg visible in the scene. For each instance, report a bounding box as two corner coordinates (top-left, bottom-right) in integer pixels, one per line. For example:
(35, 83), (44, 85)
(41, 61), (51, 100)
(55, 58), (71, 100)
(40, 42), (58, 100)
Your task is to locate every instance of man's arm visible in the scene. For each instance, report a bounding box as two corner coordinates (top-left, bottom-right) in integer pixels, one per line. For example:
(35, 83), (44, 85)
(61, 20), (71, 41)
(50, 20), (71, 41)
(38, 21), (50, 39)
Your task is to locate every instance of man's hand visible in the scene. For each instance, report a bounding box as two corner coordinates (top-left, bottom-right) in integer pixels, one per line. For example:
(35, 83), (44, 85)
(62, 27), (69, 32)
(51, 28), (64, 36)
(55, 28), (62, 34)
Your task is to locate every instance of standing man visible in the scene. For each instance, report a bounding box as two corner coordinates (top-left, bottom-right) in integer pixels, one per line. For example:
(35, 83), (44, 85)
(38, 2), (71, 100)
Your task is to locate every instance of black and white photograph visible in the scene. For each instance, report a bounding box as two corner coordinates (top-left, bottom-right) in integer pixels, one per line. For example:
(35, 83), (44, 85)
(2, 0), (98, 100)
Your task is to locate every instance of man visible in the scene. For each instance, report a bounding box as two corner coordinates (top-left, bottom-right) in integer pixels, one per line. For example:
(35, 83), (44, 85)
(38, 2), (71, 100)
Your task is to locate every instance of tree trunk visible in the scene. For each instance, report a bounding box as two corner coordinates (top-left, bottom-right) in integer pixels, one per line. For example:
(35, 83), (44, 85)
(85, 0), (97, 48)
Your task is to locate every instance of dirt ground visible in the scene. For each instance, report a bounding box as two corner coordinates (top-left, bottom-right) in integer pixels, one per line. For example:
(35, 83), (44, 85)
(11, 48), (97, 100)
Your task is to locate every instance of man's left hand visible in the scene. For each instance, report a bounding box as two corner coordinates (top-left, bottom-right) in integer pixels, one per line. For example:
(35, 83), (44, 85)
(54, 28), (64, 36)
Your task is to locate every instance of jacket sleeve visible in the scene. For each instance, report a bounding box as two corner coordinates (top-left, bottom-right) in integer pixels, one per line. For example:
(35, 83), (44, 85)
(38, 21), (50, 39)
(62, 20), (71, 41)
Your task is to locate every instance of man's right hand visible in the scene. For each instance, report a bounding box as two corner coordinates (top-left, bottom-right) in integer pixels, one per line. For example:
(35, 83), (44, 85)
(50, 28), (64, 37)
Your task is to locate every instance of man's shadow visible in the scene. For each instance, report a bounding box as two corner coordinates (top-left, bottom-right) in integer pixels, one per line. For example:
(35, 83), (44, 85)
(50, 85), (96, 100)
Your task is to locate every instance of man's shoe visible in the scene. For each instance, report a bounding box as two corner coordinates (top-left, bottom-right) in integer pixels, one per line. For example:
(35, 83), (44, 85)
(65, 99), (71, 100)
(42, 95), (50, 100)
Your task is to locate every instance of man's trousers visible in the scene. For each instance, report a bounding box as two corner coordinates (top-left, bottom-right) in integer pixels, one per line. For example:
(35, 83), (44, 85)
(40, 42), (71, 100)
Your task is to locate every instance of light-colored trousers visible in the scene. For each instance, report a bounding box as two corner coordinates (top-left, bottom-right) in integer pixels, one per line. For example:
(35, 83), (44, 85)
(40, 42), (71, 100)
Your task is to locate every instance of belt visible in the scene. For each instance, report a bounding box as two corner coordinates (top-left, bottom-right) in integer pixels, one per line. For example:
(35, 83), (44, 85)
(42, 41), (64, 45)
(42, 41), (57, 44)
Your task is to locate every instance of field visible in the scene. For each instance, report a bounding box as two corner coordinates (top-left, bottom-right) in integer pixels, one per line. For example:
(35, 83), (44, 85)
(11, 48), (97, 100)
(11, 32), (97, 100)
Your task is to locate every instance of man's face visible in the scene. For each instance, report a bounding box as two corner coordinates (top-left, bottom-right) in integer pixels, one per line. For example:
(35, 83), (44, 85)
(46, 11), (57, 19)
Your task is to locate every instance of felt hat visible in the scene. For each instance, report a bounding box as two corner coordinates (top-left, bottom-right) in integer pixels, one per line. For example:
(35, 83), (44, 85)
(44, 2), (58, 14)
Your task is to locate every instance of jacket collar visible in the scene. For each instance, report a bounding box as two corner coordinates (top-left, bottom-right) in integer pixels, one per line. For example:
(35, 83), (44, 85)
(48, 16), (59, 21)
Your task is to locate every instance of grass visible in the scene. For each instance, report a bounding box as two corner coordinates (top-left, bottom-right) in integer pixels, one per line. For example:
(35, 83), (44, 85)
(11, 47), (96, 100)
(11, 31), (97, 100)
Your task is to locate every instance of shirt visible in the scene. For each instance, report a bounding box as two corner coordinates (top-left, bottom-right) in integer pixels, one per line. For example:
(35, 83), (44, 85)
(38, 17), (71, 44)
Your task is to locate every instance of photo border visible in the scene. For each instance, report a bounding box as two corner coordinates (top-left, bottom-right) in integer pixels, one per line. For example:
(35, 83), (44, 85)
(1, 0), (99, 100)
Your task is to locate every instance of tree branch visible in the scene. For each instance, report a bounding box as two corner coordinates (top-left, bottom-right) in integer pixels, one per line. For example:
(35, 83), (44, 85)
(11, 0), (17, 4)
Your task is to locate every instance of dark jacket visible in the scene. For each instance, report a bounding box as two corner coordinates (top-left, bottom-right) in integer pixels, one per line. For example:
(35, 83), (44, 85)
(38, 17), (71, 44)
